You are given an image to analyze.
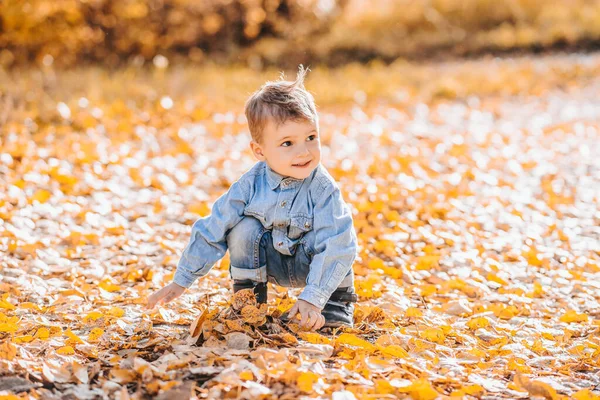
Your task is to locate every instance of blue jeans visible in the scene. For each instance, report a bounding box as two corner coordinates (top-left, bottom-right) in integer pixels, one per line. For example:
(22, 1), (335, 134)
(226, 216), (354, 290)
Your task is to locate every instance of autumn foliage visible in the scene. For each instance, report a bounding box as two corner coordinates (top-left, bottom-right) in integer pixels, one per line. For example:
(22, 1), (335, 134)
(1, 55), (600, 398)
(2, 0), (600, 68)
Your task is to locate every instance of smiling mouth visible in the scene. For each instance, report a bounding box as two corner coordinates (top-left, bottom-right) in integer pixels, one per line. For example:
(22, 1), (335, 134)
(292, 160), (312, 167)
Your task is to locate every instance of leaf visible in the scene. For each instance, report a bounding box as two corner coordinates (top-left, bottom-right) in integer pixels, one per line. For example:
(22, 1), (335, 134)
(31, 189), (51, 204)
(231, 289), (257, 311)
(377, 344), (409, 358)
(225, 332), (251, 350)
(513, 374), (561, 400)
(572, 389), (600, 400)
(397, 379), (439, 400)
(106, 307), (125, 318)
(57, 345), (75, 355)
(335, 333), (376, 352)
(34, 327), (50, 340)
(64, 329), (85, 345)
(297, 371), (319, 393)
(406, 307), (423, 318)
(559, 310), (588, 323)
(419, 328), (445, 344)
(87, 328), (104, 343)
(467, 317), (490, 330)
(416, 255), (440, 270)
(99, 279), (121, 292)
(0, 341), (17, 360)
(298, 332), (332, 345)
(84, 311), (104, 322)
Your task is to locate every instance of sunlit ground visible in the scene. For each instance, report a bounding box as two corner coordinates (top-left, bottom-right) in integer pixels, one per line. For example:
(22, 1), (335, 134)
(1, 53), (599, 399)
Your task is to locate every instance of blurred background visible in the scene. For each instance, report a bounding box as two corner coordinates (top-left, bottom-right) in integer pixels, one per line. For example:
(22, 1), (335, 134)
(1, 0), (600, 69)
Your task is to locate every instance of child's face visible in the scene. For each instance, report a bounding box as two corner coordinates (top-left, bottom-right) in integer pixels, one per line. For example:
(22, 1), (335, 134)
(250, 118), (321, 180)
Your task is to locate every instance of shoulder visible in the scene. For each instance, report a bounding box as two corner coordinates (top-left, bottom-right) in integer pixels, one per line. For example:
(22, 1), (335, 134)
(233, 161), (264, 195)
(310, 164), (341, 201)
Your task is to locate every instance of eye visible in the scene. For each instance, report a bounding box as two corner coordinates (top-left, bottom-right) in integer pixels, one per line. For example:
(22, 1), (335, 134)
(307, 135), (317, 141)
(281, 141), (292, 147)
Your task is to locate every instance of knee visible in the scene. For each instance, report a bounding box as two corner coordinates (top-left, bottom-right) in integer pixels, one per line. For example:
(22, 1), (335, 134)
(226, 217), (264, 261)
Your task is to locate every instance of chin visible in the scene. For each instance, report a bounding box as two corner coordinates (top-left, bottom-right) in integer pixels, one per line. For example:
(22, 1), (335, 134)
(290, 167), (315, 180)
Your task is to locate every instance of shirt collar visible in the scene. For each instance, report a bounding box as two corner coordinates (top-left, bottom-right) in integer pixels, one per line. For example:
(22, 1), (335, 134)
(265, 163), (305, 190)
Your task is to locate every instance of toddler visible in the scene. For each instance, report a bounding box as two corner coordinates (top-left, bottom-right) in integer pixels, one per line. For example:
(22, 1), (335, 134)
(146, 66), (358, 331)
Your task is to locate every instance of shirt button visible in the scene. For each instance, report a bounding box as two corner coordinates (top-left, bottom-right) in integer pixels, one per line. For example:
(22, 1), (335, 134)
(304, 221), (311, 229)
(277, 241), (284, 247)
(280, 201), (287, 207)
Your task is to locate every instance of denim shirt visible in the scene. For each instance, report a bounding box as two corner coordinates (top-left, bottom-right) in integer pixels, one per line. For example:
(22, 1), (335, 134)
(173, 161), (357, 308)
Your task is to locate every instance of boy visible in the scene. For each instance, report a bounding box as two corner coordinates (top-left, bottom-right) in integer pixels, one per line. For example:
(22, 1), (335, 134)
(146, 66), (358, 331)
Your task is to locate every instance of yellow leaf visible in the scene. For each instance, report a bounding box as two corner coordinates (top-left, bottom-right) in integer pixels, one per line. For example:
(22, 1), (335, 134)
(84, 311), (104, 322)
(34, 327), (50, 340)
(513, 374), (560, 400)
(31, 189), (51, 204)
(298, 332), (331, 345)
(0, 322), (18, 333)
(0, 394), (21, 400)
(297, 371), (319, 393)
(0, 341), (17, 360)
(336, 333), (376, 352)
(19, 302), (43, 312)
(188, 202), (211, 216)
(13, 335), (34, 344)
(64, 329), (85, 344)
(507, 357), (532, 374)
(559, 310), (588, 323)
(375, 379), (395, 395)
(239, 370), (253, 380)
(398, 379), (439, 400)
(377, 344), (409, 358)
(450, 384), (485, 397)
(0, 299), (15, 310)
(99, 279), (121, 292)
(467, 317), (490, 330)
(88, 328), (105, 343)
(107, 307), (125, 318)
(406, 307), (423, 318)
(57, 345), (75, 355)
(419, 328), (445, 344)
(416, 255), (440, 270)
(487, 273), (508, 286)
(573, 389), (600, 400)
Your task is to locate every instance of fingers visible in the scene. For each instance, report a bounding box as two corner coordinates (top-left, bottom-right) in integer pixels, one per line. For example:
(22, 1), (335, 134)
(287, 303), (299, 320)
(314, 314), (325, 330)
(302, 310), (324, 331)
(300, 308), (310, 328)
(308, 311), (325, 331)
(145, 286), (172, 310)
(145, 291), (161, 310)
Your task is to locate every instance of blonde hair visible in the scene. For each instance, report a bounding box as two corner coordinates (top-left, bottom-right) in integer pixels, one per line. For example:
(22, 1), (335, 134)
(245, 65), (318, 143)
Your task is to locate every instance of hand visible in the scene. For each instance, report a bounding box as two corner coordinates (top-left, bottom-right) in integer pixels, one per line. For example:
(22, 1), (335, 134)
(287, 299), (325, 331)
(145, 282), (186, 309)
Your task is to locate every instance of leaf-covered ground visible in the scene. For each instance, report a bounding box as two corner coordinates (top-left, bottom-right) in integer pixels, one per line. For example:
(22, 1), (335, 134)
(1, 54), (600, 399)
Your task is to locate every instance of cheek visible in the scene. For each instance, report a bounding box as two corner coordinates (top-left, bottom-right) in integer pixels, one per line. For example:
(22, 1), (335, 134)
(309, 142), (321, 155)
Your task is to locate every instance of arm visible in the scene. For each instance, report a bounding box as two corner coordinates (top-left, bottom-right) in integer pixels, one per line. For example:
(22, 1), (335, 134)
(297, 182), (357, 309)
(173, 178), (250, 288)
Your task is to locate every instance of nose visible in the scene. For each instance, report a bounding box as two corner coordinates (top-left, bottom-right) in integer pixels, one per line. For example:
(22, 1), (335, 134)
(297, 143), (310, 157)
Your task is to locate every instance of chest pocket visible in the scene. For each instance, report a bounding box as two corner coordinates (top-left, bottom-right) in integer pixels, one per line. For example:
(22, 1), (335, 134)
(288, 215), (314, 240)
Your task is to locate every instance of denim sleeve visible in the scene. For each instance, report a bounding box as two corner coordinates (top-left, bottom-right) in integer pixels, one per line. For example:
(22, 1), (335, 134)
(297, 181), (357, 309)
(173, 178), (250, 288)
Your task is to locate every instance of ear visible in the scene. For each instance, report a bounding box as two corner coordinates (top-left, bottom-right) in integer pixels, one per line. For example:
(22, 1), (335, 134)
(250, 140), (266, 161)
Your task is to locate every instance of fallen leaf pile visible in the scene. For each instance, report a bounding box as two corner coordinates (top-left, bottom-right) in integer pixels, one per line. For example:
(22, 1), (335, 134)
(1, 53), (600, 399)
